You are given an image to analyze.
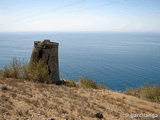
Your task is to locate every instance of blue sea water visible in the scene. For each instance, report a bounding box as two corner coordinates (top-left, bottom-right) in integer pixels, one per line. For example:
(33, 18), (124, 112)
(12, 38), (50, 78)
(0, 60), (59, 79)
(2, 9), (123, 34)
(0, 32), (160, 91)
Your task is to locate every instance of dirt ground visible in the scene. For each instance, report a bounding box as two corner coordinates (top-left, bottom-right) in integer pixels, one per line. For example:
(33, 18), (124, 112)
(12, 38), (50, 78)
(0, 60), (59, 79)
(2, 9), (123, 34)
(0, 76), (160, 120)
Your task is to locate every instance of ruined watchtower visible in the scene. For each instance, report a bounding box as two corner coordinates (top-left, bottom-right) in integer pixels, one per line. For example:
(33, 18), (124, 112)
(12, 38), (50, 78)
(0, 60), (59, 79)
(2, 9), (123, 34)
(30, 39), (60, 83)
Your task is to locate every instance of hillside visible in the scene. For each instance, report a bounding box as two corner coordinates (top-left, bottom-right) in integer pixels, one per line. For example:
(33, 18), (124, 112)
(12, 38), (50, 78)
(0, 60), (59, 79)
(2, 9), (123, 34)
(0, 76), (160, 120)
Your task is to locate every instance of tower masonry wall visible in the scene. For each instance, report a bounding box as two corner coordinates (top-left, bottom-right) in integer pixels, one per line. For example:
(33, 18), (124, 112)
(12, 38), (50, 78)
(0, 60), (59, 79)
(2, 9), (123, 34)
(30, 39), (60, 83)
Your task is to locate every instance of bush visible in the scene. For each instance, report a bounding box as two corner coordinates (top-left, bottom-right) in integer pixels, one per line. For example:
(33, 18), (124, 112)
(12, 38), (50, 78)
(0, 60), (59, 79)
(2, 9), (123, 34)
(2, 58), (23, 78)
(79, 77), (107, 89)
(0, 70), (3, 76)
(125, 88), (141, 98)
(1, 58), (51, 83)
(23, 60), (51, 83)
(97, 84), (107, 89)
(125, 83), (160, 103)
(140, 83), (160, 102)
(66, 80), (77, 87)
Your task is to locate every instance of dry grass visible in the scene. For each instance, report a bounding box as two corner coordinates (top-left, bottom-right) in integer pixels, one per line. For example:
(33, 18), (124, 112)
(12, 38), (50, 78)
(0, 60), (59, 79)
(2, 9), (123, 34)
(0, 76), (160, 120)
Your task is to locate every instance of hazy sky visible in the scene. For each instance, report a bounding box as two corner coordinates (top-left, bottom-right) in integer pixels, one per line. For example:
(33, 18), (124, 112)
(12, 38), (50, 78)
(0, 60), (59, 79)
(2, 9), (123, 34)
(0, 0), (160, 32)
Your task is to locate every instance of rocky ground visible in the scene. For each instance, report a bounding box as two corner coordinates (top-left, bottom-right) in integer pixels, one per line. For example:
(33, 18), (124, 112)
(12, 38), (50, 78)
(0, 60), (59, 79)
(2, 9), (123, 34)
(0, 76), (160, 120)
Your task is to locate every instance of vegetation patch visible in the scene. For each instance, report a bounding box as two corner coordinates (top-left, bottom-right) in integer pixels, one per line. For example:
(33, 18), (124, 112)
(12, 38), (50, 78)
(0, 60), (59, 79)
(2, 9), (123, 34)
(1, 58), (51, 83)
(23, 60), (51, 83)
(79, 77), (107, 89)
(0, 58), (107, 89)
(0, 70), (3, 76)
(2, 58), (23, 78)
(125, 83), (160, 103)
(65, 79), (77, 87)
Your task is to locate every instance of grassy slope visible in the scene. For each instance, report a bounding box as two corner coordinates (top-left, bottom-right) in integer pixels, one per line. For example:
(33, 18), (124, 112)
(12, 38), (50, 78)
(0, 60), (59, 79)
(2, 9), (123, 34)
(0, 76), (160, 120)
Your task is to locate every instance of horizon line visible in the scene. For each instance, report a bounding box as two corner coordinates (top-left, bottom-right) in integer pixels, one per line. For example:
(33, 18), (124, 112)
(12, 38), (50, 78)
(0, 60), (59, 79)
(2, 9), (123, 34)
(0, 30), (160, 33)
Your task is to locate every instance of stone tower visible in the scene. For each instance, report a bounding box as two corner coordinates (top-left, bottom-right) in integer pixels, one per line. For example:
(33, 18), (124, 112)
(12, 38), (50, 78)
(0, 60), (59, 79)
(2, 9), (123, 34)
(30, 39), (60, 83)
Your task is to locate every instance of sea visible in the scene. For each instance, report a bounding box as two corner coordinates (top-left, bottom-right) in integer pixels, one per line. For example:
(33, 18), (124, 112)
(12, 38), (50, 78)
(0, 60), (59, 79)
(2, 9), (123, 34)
(0, 32), (160, 91)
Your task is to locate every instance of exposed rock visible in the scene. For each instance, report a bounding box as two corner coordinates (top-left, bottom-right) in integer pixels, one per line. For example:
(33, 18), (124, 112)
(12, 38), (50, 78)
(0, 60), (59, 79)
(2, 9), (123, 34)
(55, 79), (66, 85)
(94, 113), (104, 119)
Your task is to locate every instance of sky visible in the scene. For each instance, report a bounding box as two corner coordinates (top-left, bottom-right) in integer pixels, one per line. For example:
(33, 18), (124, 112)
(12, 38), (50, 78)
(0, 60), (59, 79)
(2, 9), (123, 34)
(0, 0), (160, 32)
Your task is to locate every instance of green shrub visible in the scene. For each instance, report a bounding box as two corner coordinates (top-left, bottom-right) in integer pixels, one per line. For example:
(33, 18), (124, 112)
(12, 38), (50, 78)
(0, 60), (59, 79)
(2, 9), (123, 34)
(23, 60), (51, 83)
(1, 58), (51, 84)
(140, 83), (160, 102)
(0, 70), (3, 76)
(2, 58), (23, 78)
(125, 88), (141, 98)
(79, 77), (107, 89)
(125, 83), (160, 103)
(2, 66), (12, 78)
(97, 84), (107, 89)
(66, 80), (77, 87)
